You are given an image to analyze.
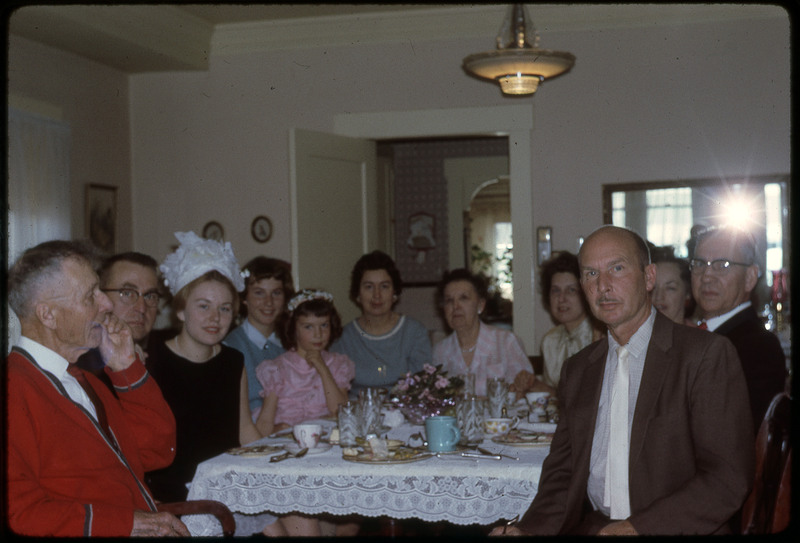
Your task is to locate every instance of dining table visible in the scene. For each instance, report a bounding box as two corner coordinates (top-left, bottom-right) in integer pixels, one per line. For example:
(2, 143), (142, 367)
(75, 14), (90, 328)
(182, 414), (552, 536)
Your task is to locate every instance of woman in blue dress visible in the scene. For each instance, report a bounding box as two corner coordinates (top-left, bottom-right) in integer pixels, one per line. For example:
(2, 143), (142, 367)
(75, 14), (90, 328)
(223, 256), (294, 420)
(332, 250), (431, 397)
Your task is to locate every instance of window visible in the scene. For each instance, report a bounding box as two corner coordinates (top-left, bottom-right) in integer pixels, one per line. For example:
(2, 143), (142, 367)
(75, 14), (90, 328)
(645, 187), (692, 257)
(603, 175), (789, 308)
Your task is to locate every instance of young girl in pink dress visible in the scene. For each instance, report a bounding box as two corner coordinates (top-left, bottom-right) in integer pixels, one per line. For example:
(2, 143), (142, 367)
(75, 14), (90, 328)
(254, 290), (354, 437)
(254, 290), (355, 536)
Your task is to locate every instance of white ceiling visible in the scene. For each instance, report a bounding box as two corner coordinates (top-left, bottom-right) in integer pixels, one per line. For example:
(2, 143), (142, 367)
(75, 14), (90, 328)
(7, 4), (462, 72)
(177, 4), (439, 25)
(8, 4), (784, 74)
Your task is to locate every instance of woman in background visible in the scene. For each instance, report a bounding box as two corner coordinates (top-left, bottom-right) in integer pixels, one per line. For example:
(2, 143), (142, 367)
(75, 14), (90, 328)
(224, 256), (294, 419)
(146, 231), (260, 502)
(433, 268), (550, 397)
(651, 246), (696, 325)
(332, 250), (431, 397)
(539, 251), (603, 389)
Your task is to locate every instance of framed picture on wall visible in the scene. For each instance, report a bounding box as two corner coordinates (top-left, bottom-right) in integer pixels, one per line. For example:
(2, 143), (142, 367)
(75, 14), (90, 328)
(85, 184), (117, 254)
(402, 211), (440, 286)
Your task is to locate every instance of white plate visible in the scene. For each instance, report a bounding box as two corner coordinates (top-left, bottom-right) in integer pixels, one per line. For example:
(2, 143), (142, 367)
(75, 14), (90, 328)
(285, 442), (332, 455)
(226, 444), (282, 457)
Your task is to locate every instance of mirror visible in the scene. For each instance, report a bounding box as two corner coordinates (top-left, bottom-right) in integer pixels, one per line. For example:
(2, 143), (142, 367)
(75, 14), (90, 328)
(603, 174), (790, 309)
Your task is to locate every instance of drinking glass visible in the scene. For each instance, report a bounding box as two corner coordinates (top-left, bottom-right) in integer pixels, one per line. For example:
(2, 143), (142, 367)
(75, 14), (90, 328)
(486, 377), (508, 418)
(456, 396), (484, 444)
(358, 395), (382, 437)
(461, 374), (476, 398)
(338, 401), (358, 447)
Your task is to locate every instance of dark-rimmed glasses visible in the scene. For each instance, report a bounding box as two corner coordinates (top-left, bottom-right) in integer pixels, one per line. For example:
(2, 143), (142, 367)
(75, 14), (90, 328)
(689, 259), (751, 275)
(102, 288), (161, 307)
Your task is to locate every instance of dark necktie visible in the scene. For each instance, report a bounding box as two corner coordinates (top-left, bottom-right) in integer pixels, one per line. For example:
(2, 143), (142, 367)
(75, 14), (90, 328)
(698, 321), (708, 330)
(67, 364), (112, 440)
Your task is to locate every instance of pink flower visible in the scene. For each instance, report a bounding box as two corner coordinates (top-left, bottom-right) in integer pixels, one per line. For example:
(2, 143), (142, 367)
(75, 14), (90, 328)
(435, 375), (449, 389)
(423, 364), (437, 374)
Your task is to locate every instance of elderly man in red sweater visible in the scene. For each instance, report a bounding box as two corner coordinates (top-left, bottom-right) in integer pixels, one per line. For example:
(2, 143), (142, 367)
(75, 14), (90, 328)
(7, 240), (189, 536)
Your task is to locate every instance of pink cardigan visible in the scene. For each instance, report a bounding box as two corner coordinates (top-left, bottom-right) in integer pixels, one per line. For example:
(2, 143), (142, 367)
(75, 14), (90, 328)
(7, 349), (176, 536)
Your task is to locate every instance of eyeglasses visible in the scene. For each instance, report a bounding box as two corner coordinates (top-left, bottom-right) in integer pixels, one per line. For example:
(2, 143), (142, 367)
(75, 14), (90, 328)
(103, 288), (161, 307)
(689, 259), (751, 275)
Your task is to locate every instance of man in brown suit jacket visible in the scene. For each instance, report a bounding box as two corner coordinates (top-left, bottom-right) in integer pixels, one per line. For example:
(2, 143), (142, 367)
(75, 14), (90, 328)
(493, 226), (754, 536)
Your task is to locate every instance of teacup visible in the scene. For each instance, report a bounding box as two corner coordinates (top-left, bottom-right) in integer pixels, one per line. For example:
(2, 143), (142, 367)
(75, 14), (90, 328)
(525, 392), (551, 407)
(425, 415), (461, 453)
(293, 423), (322, 449)
(483, 417), (519, 437)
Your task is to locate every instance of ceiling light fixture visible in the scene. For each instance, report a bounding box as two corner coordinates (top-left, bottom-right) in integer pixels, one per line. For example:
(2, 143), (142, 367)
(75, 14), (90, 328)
(462, 4), (575, 96)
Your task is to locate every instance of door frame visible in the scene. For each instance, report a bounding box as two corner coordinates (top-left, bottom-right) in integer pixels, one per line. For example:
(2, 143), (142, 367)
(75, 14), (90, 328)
(333, 105), (536, 353)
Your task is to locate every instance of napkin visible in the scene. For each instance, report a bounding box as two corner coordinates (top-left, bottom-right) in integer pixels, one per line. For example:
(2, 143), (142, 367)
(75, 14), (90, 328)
(382, 407), (405, 429)
(518, 421), (557, 433)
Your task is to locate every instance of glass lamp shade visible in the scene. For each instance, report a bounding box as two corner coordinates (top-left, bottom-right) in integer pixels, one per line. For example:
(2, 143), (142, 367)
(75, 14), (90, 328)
(498, 73), (541, 95)
(462, 5), (575, 96)
(463, 48), (575, 95)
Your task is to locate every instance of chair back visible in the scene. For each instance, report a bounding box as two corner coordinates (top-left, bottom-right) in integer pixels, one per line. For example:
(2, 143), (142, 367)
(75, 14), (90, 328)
(740, 391), (791, 534)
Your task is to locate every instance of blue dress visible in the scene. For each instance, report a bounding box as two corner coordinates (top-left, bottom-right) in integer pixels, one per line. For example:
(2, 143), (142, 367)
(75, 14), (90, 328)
(224, 320), (285, 416)
(331, 315), (431, 397)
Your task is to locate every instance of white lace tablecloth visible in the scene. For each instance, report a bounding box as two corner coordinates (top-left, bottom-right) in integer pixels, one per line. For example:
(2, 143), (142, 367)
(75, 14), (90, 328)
(183, 422), (547, 536)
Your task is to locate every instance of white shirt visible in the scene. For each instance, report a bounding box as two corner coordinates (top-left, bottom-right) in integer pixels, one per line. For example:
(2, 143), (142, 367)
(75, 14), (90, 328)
(702, 301), (751, 332)
(587, 308), (656, 516)
(242, 318), (282, 350)
(16, 336), (98, 420)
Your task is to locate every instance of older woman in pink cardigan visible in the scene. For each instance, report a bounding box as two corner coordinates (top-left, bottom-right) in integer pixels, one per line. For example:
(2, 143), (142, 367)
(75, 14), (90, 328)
(432, 269), (553, 398)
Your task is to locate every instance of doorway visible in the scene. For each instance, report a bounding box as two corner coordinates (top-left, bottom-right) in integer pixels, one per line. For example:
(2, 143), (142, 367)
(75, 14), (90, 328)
(376, 136), (512, 331)
(332, 105), (536, 352)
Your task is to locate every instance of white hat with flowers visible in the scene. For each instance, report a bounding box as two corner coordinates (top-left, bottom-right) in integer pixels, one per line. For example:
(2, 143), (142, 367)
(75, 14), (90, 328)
(160, 231), (248, 295)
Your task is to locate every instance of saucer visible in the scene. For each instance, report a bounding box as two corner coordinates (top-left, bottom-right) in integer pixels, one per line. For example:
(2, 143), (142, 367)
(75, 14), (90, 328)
(285, 442), (332, 455)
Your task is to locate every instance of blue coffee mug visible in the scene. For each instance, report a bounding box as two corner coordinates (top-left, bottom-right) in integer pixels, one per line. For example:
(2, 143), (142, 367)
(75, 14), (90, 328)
(425, 415), (461, 452)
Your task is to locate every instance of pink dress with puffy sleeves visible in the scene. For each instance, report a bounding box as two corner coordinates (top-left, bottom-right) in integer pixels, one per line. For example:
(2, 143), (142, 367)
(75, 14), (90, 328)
(255, 349), (355, 426)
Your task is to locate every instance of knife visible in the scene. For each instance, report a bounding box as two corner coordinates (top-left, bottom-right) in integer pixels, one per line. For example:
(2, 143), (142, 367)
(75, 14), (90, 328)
(461, 451), (502, 460)
(478, 447), (518, 461)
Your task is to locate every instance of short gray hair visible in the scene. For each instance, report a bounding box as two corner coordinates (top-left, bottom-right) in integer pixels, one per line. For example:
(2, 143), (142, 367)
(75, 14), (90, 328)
(695, 225), (758, 267)
(7, 240), (99, 319)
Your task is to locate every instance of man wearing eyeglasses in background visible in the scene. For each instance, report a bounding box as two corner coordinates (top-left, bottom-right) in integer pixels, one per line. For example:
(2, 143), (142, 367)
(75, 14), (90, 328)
(77, 252), (163, 391)
(690, 226), (786, 428)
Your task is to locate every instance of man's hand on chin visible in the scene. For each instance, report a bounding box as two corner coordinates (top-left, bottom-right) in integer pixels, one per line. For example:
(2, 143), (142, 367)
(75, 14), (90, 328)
(99, 313), (137, 372)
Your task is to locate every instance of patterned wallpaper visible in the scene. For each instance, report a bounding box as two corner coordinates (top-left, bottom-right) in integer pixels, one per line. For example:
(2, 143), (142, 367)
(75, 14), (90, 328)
(381, 137), (508, 284)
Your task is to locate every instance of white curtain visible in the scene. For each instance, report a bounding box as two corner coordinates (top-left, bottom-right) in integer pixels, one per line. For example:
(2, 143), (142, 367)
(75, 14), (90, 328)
(7, 106), (71, 351)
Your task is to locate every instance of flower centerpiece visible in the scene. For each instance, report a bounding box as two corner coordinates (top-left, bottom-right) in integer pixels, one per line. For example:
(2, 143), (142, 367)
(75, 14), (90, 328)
(389, 364), (464, 424)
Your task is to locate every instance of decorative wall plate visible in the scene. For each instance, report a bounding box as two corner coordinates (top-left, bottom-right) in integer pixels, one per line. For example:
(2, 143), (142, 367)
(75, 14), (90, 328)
(251, 215), (273, 243)
(202, 221), (224, 242)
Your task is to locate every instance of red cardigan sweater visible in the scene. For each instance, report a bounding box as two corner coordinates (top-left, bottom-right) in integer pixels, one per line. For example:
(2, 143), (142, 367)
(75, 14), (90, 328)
(7, 348), (177, 536)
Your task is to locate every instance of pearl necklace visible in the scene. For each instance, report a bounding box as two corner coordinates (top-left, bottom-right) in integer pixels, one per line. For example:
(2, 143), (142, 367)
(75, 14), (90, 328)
(460, 343), (477, 353)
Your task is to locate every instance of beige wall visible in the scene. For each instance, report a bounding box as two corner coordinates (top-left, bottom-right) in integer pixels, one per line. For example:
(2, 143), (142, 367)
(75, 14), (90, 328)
(8, 9), (791, 352)
(8, 35), (133, 250)
(128, 14), (790, 350)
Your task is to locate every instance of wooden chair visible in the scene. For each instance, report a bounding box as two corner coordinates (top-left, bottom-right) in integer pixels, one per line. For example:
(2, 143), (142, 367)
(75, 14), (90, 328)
(158, 500), (236, 536)
(740, 391), (791, 534)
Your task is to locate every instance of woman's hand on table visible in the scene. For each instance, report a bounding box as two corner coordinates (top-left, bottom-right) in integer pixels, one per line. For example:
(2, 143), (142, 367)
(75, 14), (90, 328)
(509, 370), (536, 400)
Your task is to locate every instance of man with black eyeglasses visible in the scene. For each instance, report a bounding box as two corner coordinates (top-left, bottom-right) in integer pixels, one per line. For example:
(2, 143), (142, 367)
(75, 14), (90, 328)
(690, 226), (786, 427)
(77, 252), (164, 391)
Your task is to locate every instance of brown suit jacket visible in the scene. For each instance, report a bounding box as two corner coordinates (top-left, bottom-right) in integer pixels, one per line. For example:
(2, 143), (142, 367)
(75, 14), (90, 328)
(518, 311), (754, 535)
